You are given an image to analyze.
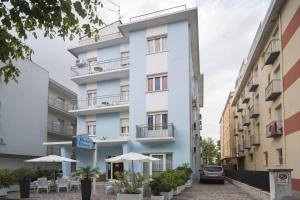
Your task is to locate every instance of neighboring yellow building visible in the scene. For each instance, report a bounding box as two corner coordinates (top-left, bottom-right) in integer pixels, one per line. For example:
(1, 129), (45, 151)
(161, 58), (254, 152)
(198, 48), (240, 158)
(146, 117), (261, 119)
(222, 0), (300, 192)
(220, 92), (237, 169)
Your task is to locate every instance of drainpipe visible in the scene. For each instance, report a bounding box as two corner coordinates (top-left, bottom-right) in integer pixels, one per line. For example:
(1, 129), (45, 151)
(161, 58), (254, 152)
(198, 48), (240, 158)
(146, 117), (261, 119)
(92, 143), (98, 194)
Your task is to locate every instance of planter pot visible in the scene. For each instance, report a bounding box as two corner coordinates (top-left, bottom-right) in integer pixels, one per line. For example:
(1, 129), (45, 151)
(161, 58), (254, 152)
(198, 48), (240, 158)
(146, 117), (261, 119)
(173, 187), (180, 195)
(179, 185), (185, 192)
(151, 195), (164, 200)
(19, 179), (30, 198)
(81, 179), (92, 200)
(0, 188), (8, 197)
(185, 179), (192, 188)
(117, 193), (143, 200)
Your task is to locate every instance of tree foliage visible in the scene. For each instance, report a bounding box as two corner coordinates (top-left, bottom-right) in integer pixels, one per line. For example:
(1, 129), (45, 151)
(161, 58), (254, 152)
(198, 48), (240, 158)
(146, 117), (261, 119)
(0, 0), (103, 83)
(201, 137), (220, 166)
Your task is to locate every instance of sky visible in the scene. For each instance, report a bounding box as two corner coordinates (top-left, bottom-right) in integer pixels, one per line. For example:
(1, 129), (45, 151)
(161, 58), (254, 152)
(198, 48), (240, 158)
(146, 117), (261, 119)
(26, 0), (271, 141)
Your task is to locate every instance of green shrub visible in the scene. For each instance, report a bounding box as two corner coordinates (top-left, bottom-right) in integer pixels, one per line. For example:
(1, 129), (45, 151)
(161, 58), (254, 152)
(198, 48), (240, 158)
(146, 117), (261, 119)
(152, 171), (176, 192)
(0, 169), (14, 188)
(176, 163), (192, 181)
(115, 171), (144, 194)
(13, 168), (33, 182)
(149, 179), (162, 196)
(173, 170), (186, 186)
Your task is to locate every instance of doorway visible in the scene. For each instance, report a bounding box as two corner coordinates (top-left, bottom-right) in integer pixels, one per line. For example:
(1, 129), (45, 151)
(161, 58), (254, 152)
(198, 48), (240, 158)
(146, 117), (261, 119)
(106, 156), (124, 179)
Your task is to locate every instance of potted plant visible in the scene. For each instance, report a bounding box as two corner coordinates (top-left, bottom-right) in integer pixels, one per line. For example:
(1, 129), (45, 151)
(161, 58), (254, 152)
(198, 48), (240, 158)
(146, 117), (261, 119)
(0, 169), (13, 197)
(176, 163), (192, 188)
(173, 170), (186, 195)
(13, 168), (33, 198)
(76, 166), (98, 200)
(115, 171), (144, 200)
(149, 179), (164, 200)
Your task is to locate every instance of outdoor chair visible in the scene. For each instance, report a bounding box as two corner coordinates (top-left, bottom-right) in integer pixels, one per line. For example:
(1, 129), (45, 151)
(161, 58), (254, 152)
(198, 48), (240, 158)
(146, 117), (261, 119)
(36, 178), (50, 193)
(56, 177), (69, 192)
(70, 176), (81, 191)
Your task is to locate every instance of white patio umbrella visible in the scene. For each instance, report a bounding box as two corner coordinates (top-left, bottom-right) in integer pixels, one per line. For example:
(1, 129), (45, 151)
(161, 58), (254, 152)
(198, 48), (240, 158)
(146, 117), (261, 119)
(25, 155), (79, 179)
(105, 152), (159, 173)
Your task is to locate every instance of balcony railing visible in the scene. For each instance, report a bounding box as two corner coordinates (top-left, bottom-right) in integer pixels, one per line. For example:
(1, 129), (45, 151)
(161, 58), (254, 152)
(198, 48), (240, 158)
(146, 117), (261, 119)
(264, 39), (280, 65)
(237, 104), (243, 112)
(48, 97), (75, 113)
(250, 134), (260, 146)
(130, 5), (186, 22)
(233, 111), (238, 119)
(265, 79), (281, 101)
(48, 121), (75, 137)
(266, 120), (283, 138)
(136, 123), (174, 139)
(247, 75), (259, 92)
(238, 143), (244, 152)
(249, 104), (259, 119)
(234, 128), (238, 136)
(79, 32), (123, 46)
(70, 57), (130, 77)
(237, 123), (243, 132)
(243, 137), (251, 149)
(73, 93), (129, 110)
(242, 115), (250, 126)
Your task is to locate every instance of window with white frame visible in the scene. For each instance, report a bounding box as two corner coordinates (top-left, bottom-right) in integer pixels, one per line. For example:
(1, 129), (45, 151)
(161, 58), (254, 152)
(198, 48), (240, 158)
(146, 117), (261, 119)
(120, 118), (129, 135)
(87, 57), (98, 72)
(150, 153), (172, 174)
(147, 75), (168, 92)
(120, 85), (129, 102)
(120, 51), (130, 67)
(87, 121), (96, 136)
(87, 90), (97, 107)
(147, 112), (168, 130)
(147, 36), (167, 54)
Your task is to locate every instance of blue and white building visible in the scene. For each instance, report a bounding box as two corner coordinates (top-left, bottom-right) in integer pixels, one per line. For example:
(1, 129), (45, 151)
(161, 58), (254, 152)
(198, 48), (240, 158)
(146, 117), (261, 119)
(45, 6), (203, 180)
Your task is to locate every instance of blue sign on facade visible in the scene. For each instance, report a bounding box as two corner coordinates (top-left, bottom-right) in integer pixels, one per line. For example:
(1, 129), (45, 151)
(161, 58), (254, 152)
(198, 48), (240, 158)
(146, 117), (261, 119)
(77, 135), (94, 149)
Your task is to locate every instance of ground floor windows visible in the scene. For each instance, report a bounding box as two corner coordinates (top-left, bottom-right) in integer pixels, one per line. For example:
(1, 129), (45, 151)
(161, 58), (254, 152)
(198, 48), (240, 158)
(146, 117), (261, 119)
(150, 153), (173, 175)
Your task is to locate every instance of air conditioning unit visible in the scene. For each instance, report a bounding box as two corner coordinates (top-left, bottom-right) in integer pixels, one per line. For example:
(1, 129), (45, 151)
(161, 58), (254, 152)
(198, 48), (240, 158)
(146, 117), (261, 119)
(76, 59), (86, 67)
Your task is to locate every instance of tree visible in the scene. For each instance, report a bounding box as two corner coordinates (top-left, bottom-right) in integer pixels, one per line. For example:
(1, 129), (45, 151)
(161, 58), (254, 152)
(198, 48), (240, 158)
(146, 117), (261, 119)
(201, 137), (220, 166)
(0, 0), (103, 83)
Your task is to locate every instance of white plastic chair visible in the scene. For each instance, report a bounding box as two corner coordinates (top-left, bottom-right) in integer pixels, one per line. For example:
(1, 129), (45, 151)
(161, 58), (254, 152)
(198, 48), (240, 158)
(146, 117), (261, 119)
(36, 178), (50, 193)
(69, 177), (80, 191)
(56, 178), (69, 192)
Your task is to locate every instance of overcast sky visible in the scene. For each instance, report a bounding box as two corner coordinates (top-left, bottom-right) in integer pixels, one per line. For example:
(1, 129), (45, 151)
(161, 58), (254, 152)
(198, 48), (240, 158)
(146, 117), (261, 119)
(26, 0), (271, 141)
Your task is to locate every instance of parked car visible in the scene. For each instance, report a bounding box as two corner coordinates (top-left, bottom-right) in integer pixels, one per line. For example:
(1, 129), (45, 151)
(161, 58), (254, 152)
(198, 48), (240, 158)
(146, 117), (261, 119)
(200, 165), (225, 184)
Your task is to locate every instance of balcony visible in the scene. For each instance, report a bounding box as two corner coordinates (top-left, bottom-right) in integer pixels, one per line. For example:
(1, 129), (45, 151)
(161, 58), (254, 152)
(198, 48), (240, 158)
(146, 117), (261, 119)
(242, 115), (250, 126)
(242, 94), (250, 104)
(265, 79), (281, 101)
(249, 104), (259, 119)
(48, 121), (75, 138)
(70, 93), (129, 115)
(237, 123), (243, 132)
(266, 120), (283, 138)
(233, 111), (238, 119)
(238, 143), (244, 152)
(234, 129), (238, 136)
(250, 134), (260, 146)
(264, 39), (280, 65)
(70, 57), (129, 84)
(247, 75), (259, 92)
(48, 97), (75, 117)
(79, 32), (123, 46)
(243, 137), (251, 149)
(237, 104), (243, 112)
(136, 123), (175, 143)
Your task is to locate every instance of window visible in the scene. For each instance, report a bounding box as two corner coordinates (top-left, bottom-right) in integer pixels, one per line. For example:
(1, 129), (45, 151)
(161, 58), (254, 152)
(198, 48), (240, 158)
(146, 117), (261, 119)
(147, 112), (168, 130)
(87, 57), (98, 73)
(121, 51), (130, 66)
(120, 118), (129, 135)
(58, 119), (65, 132)
(150, 153), (172, 174)
(57, 97), (65, 109)
(87, 90), (97, 106)
(147, 75), (168, 92)
(87, 121), (96, 136)
(120, 85), (129, 102)
(264, 152), (268, 165)
(276, 105), (282, 121)
(249, 153), (253, 162)
(147, 36), (167, 54)
(277, 148), (283, 165)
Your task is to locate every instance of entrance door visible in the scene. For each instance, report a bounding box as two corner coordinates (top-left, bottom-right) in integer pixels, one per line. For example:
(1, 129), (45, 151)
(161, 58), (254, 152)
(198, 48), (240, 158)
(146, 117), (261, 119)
(106, 156), (124, 179)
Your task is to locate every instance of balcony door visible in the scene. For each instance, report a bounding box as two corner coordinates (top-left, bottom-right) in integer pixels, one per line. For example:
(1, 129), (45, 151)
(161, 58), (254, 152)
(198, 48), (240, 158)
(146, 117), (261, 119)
(87, 121), (96, 136)
(87, 90), (97, 107)
(120, 85), (129, 102)
(147, 113), (168, 130)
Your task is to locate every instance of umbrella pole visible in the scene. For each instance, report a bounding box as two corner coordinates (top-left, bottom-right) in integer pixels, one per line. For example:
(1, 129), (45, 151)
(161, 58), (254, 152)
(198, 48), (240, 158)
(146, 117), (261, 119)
(131, 160), (133, 173)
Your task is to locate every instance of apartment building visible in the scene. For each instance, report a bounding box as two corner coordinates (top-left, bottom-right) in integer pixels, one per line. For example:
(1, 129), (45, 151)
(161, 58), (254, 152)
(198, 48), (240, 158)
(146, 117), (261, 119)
(219, 92), (237, 169)
(45, 6), (203, 180)
(47, 79), (77, 155)
(227, 0), (300, 191)
(0, 60), (77, 168)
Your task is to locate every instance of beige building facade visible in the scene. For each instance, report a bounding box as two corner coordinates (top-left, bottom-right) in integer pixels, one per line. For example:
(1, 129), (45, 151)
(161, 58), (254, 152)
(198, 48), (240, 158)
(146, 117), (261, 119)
(222, 0), (300, 191)
(220, 92), (237, 169)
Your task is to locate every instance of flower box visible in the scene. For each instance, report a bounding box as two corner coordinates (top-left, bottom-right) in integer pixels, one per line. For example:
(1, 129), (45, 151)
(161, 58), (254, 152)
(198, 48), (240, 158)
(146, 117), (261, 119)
(161, 190), (173, 200)
(117, 193), (143, 200)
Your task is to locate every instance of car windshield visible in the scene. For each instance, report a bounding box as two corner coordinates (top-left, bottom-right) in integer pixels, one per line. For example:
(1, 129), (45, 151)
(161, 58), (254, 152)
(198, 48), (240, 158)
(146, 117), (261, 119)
(204, 166), (222, 172)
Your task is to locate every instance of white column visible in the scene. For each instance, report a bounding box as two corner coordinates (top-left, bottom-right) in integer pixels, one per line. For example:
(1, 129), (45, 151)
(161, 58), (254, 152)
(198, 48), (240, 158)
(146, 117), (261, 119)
(92, 144), (98, 195)
(110, 163), (113, 180)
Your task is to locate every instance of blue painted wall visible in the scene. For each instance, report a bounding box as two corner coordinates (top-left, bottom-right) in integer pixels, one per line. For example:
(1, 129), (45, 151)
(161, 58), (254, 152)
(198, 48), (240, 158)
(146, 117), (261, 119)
(96, 146), (122, 173)
(61, 145), (72, 176)
(97, 79), (120, 96)
(77, 116), (86, 135)
(96, 113), (120, 139)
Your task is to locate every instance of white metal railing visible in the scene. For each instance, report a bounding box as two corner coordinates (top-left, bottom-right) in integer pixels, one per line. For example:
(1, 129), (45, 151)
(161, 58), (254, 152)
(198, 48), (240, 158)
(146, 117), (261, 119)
(265, 79), (281, 101)
(48, 96), (75, 113)
(70, 57), (129, 77)
(136, 123), (174, 138)
(266, 120), (283, 138)
(47, 121), (75, 136)
(79, 32), (122, 46)
(250, 104), (259, 118)
(73, 93), (129, 110)
(130, 5), (186, 22)
(264, 38), (280, 64)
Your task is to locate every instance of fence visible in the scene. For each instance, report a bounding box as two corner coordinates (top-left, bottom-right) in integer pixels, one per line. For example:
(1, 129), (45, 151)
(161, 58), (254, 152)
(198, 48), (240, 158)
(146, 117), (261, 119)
(224, 169), (270, 192)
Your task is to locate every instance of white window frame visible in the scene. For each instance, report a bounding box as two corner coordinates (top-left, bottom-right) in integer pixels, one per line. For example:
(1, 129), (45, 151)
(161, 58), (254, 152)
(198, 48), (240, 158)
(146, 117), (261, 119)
(149, 153), (166, 175)
(87, 121), (96, 136)
(147, 74), (168, 92)
(147, 35), (167, 54)
(120, 118), (129, 135)
(87, 90), (97, 107)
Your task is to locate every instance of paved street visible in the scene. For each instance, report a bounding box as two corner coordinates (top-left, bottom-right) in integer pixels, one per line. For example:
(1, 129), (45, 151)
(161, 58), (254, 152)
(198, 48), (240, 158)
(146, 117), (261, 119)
(2, 181), (258, 200)
(173, 182), (258, 200)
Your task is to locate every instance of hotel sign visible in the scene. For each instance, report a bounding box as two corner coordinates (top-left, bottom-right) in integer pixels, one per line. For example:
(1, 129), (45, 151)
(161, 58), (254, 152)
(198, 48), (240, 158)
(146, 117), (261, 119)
(76, 135), (94, 149)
